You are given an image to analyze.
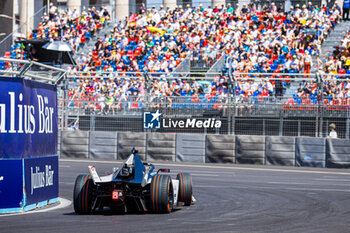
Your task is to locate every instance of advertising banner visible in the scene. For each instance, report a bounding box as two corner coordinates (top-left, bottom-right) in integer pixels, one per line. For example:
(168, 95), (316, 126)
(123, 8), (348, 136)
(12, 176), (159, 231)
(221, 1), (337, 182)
(24, 156), (59, 205)
(0, 159), (23, 209)
(0, 77), (57, 158)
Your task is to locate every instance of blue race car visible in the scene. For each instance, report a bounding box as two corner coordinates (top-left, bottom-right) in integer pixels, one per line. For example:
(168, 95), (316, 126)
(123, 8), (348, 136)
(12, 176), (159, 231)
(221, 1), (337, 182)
(73, 148), (193, 214)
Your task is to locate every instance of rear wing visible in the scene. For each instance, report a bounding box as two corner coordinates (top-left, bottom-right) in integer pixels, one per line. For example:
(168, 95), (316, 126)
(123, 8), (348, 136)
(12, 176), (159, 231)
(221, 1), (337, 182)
(88, 166), (113, 184)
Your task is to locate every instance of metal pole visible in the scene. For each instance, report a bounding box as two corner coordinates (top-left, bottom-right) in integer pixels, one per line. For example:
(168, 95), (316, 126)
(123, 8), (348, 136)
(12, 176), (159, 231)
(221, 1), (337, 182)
(315, 74), (319, 137)
(61, 76), (66, 130)
(143, 71), (149, 110)
(320, 74), (324, 137)
(279, 117), (283, 136)
(227, 91), (231, 134)
(227, 55), (235, 135)
(263, 119), (265, 136)
(90, 115), (95, 131)
(346, 117), (349, 139)
(227, 57), (232, 135)
(64, 76), (68, 129)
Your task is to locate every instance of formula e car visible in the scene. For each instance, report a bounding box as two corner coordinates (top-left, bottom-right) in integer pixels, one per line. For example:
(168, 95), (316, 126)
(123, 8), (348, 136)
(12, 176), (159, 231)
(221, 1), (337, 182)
(73, 148), (193, 214)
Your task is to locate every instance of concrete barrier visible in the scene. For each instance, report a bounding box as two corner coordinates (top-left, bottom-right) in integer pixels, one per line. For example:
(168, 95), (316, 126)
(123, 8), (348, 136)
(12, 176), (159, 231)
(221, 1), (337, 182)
(236, 135), (265, 165)
(326, 139), (350, 168)
(89, 131), (118, 160)
(61, 130), (89, 158)
(206, 135), (235, 163)
(58, 130), (350, 170)
(296, 137), (326, 168)
(147, 133), (176, 162)
(176, 134), (205, 163)
(117, 132), (146, 160)
(266, 136), (295, 166)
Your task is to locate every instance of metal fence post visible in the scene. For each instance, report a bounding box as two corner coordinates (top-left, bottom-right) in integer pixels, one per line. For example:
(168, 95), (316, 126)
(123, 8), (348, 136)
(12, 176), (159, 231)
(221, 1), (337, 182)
(263, 119), (265, 136)
(346, 117), (349, 139)
(319, 74), (324, 137)
(90, 115), (95, 131)
(63, 75), (68, 129)
(227, 92), (231, 134)
(279, 116), (283, 136)
(315, 73), (319, 137)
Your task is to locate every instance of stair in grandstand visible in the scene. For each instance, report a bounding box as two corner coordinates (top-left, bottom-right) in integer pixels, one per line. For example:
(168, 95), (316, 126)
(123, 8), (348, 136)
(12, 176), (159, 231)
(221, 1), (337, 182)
(74, 21), (116, 59)
(190, 65), (210, 77)
(198, 51), (225, 78)
(312, 20), (350, 71)
(284, 81), (300, 97)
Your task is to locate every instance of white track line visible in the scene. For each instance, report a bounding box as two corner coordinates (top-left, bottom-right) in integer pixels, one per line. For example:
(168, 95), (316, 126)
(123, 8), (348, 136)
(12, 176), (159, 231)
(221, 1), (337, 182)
(233, 185), (350, 193)
(315, 178), (350, 182)
(60, 159), (350, 176)
(0, 198), (71, 217)
(268, 181), (350, 186)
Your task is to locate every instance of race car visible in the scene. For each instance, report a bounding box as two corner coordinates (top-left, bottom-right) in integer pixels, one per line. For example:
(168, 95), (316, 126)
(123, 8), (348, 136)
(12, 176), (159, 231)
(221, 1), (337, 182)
(73, 148), (193, 214)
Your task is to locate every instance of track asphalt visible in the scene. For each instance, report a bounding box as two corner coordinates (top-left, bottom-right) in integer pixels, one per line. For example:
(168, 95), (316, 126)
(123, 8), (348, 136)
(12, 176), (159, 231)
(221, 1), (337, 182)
(1, 160), (350, 233)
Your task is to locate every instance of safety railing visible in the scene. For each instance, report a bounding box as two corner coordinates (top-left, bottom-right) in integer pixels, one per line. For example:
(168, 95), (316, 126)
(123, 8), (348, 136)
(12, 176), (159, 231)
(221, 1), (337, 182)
(44, 70), (350, 138)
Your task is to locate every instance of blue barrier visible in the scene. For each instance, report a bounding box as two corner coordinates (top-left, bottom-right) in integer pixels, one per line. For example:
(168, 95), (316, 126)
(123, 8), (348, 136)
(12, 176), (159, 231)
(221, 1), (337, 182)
(0, 77), (58, 213)
(0, 159), (23, 213)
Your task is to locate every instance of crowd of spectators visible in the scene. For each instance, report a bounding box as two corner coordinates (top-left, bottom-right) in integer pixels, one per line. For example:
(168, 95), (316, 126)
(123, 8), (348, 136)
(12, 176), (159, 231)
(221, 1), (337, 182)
(290, 9), (350, 109)
(2, 2), (350, 114)
(3, 3), (110, 61)
(223, 2), (341, 74)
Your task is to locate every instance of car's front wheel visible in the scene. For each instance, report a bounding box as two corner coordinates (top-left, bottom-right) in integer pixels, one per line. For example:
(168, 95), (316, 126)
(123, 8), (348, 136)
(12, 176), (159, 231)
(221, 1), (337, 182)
(177, 173), (192, 206)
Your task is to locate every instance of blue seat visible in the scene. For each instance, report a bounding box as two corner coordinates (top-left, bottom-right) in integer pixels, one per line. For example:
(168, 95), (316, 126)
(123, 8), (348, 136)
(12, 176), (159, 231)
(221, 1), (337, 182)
(122, 55), (130, 65)
(0, 61), (6, 70)
(270, 64), (277, 71)
(129, 41), (137, 47)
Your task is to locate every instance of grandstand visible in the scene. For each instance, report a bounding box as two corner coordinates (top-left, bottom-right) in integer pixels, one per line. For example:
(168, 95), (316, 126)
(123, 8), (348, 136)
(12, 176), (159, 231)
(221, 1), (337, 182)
(1, 1), (350, 138)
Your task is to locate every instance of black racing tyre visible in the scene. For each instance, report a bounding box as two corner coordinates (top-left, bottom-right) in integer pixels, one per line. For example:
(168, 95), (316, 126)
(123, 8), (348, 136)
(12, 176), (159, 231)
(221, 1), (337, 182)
(73, 174), (95, 214)
(177, 173), (192, 206)
(150, 175), (174, 214)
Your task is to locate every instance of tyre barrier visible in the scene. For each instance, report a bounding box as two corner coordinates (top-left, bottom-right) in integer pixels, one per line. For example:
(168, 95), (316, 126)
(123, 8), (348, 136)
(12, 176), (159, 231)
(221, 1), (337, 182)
(266, 136), (296, 166)
(89, 131), (118, 160)
(61, 131), (89, 159)
(296, 137), (326, 168)
(147, 133), (176, 162)
(117, 132), (146, 160)
(206, 135), (235, 163)
(236, 135), (265, 165)
(176, 134), (205, 163)
(326, 139), (350, 168)
(59, 130), (350, 169)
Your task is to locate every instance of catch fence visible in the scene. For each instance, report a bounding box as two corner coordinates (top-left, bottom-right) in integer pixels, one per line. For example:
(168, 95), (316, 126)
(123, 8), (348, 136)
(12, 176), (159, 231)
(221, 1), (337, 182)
(58, 71), (350, 138)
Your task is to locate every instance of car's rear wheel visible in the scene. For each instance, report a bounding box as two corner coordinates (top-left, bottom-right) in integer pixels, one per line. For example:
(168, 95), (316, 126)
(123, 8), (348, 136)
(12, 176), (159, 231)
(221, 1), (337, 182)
(73, 174), (95, 214)
(150, 175), (173, 214)
(177, 173), (192, 206)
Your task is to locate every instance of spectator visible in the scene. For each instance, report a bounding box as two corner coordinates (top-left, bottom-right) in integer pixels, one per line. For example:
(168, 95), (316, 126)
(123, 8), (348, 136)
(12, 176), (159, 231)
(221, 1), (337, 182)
(328, 123), (338, 138)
